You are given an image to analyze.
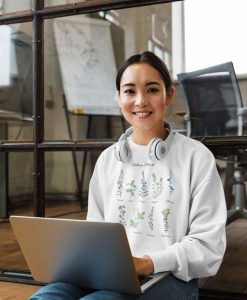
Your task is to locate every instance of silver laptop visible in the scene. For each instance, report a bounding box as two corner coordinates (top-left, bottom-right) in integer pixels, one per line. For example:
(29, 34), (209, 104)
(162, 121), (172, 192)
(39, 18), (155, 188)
(10, 216), (169, 295)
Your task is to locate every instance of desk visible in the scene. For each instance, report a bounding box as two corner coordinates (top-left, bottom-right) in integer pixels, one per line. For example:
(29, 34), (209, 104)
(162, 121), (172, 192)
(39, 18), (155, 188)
(197, 135), (247, 224)
(197, 136), (247, 157)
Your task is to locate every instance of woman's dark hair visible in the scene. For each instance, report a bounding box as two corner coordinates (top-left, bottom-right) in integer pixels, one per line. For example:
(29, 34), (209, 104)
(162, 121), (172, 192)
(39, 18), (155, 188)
(116, 51), (173, 93)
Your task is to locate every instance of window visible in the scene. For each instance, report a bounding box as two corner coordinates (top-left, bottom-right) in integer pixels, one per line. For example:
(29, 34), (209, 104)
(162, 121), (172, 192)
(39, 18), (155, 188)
(184, 0), (247, 74)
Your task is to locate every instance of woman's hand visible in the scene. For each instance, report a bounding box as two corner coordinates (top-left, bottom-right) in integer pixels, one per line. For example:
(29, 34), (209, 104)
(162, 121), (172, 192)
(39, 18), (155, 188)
(133, 256), (154, 276)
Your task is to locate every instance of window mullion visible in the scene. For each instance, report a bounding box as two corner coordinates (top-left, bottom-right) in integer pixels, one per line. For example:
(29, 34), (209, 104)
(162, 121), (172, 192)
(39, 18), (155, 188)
(33, 0), (45, 217)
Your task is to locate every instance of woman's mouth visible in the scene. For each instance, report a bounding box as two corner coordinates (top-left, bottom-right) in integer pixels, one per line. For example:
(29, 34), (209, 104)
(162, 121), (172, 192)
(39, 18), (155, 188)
(133, 111), (152, 117)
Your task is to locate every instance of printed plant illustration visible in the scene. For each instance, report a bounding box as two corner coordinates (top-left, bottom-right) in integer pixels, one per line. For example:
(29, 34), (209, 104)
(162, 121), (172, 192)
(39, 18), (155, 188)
(118, 205), (126, 226)
(148, 206), (155, 231)
(129, 208), (145, 228)
(126, 179), (137, 201)
(162, 208), (170, 232)
(167, 170), (175, 196)
(151, 173), (163, 201)
(139, 171), (149, 198)
(116, 169), (124, 198)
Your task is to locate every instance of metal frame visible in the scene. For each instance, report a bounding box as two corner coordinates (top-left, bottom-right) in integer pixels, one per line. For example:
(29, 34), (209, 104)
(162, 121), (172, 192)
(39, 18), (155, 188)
(0, 0), (181, 217)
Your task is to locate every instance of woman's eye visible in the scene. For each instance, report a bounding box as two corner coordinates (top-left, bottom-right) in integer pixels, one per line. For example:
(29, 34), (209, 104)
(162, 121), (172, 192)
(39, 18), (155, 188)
(124, 89), (135, 95)
(147, 88), (159, 93)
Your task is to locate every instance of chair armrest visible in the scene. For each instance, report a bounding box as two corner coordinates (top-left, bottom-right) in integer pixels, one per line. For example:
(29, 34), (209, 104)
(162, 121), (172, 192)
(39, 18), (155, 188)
(184, 115), (203, 122)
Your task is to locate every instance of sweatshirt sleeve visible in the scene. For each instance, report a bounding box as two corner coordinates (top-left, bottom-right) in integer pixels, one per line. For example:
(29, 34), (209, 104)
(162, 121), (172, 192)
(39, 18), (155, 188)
(86, 156), (105, 222)
(148, 150), (227, 281)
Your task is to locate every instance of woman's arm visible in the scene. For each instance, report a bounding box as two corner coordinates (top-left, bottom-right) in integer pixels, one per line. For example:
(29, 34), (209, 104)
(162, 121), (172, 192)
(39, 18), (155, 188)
(147, 155), (227, 281)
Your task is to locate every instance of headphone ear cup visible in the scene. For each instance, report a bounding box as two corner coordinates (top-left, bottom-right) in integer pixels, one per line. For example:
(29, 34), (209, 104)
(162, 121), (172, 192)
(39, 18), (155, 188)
(119, 139), (132, 163)
(149, 138), (167, 161)
(115, 128), (133, 163)
(115, 139), (132, 163)
(155, 140), (167, 160)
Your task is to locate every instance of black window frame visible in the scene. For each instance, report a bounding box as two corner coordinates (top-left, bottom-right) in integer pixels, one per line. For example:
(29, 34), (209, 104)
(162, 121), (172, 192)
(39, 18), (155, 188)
(0, 0), (181, 217)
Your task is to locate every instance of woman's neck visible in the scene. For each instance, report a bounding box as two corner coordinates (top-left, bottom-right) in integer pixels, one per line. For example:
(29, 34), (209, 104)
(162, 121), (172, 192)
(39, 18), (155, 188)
(131, 127), (168, 145)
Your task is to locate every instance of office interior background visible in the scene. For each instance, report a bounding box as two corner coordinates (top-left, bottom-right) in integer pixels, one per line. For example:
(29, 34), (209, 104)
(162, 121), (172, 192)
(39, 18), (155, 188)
(1, 0), (247, 298)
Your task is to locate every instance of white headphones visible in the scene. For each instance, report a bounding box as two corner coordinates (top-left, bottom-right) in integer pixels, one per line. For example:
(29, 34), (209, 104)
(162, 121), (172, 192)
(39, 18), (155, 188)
(114, 123), (172, 163)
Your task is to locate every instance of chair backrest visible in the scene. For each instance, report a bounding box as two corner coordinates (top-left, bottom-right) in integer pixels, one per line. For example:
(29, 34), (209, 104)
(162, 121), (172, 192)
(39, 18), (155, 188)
(177, 62), (244, 137)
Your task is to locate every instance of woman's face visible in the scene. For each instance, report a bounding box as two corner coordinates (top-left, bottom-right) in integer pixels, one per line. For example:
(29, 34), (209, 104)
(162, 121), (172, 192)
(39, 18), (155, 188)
(118, 62), (173, 137)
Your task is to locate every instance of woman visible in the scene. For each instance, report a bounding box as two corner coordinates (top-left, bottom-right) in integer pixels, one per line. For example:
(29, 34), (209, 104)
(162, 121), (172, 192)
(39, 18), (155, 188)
(30, 51), (226, 299)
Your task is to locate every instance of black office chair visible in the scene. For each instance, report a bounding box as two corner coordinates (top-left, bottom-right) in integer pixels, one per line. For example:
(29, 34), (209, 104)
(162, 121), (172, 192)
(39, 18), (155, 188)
(177, 62), (247, 224)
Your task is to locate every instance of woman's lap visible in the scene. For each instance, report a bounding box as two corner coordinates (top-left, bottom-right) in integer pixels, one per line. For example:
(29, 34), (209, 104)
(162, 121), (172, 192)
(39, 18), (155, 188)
(28, 282), (90, 300)
(82, 275), (198, 300)
(29, 275), (198, 300)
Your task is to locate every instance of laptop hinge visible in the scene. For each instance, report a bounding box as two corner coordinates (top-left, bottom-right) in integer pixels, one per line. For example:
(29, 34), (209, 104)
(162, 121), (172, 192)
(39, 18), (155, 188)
(0, 268), (44, 286)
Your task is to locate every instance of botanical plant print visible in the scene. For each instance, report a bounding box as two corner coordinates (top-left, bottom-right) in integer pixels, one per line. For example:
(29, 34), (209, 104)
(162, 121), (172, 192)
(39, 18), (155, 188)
(130, 208), (145, 228)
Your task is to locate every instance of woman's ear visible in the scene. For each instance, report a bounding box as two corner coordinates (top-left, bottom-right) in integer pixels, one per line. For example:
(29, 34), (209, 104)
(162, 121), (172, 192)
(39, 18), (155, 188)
(166, 87), (174, 106)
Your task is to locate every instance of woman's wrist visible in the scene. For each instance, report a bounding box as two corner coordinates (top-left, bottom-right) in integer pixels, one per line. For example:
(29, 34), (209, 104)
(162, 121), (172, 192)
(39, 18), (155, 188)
(143, 255), (154, 275)
(133, 255), (154, 276)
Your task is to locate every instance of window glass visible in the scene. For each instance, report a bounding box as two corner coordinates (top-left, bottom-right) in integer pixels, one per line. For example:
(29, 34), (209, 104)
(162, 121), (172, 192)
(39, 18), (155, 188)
(44, 0), (86, 7)
(45, 150), (103, 213)
(0, 23), (33, 141)
(0, 0), (33, 14)
(44, 3), (174, 140)
(43, 3), (185, 210)
(46, 151), (90, 218)
(184, 0), (247, 74)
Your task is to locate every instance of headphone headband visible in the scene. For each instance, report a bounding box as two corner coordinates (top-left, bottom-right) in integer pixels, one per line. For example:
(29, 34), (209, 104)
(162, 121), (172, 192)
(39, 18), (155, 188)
(115, 123), (174, 163)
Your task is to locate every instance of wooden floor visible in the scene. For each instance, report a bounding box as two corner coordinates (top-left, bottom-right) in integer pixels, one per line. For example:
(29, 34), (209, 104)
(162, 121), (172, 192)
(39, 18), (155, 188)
(1, 200), (247, 299)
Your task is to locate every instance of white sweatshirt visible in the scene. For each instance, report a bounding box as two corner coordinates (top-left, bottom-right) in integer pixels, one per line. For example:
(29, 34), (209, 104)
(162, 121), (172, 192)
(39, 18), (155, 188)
(87, 129), (227, 282)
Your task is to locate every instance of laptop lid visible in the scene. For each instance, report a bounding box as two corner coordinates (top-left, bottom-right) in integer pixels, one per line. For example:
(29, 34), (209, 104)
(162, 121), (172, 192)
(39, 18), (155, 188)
(10, 216), (169, 294)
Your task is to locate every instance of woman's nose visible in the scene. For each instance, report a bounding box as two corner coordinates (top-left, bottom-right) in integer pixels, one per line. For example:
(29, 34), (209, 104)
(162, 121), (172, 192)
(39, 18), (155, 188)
(135, 93), (148, 106)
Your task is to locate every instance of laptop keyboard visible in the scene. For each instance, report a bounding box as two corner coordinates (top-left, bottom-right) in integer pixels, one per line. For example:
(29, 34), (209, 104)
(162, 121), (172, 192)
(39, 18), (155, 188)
(138, 276), (153, 285)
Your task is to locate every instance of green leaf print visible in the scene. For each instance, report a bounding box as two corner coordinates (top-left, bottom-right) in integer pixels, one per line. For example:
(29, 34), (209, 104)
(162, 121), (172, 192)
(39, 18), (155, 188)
(126, 180), (137, 199)
(137, 211), (145, 220)
(129, 208), (145, 229)
(130, 219), (138, 228)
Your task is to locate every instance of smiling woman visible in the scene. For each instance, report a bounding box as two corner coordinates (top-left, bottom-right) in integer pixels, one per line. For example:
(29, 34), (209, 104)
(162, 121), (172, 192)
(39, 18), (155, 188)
(30, 51), (227, 300)
(116, 52), (174, 145)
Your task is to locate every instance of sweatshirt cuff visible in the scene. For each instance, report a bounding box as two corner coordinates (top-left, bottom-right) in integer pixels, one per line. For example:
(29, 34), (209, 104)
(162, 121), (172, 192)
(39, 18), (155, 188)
(147, 247), (178, 274)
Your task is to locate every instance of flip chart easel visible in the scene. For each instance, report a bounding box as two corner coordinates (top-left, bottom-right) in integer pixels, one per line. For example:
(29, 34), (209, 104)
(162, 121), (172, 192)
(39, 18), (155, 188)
(54, 15), (125, 205)
(54, 15), (120, 116)
(63, 94), (126, 207)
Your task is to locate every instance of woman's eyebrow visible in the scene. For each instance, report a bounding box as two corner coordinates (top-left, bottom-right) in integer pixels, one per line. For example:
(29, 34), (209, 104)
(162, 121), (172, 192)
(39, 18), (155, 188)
(121, 83), (135, 88)
(122, 81), (161, 88)
(145, 81), (160, 86)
